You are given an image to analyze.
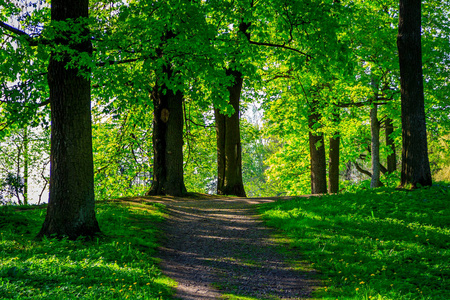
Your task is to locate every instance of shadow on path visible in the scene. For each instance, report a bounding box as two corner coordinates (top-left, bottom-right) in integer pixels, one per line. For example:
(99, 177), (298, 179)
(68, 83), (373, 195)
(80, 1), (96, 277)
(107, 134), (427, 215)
(126, 195), (318, 300)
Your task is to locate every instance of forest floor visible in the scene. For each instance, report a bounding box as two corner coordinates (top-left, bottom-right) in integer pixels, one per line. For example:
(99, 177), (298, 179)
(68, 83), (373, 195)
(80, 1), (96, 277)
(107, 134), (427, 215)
(127, 194), (320, 300)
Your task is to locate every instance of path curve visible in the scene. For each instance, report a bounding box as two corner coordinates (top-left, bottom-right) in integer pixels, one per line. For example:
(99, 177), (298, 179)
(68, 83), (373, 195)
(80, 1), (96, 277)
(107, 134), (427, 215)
(149, 195), (318, 299)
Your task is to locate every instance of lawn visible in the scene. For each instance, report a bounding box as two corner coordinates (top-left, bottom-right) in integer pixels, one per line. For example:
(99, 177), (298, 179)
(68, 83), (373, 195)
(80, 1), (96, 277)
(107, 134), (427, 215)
(0, 200), (175, 299)
(259, 184), (450, 300)
(1, 185), (449, 300)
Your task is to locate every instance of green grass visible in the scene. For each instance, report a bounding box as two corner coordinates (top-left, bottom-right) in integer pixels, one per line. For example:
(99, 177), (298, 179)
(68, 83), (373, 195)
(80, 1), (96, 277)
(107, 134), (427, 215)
(0, 200), (176, 299)
(259, 184), (450, 300)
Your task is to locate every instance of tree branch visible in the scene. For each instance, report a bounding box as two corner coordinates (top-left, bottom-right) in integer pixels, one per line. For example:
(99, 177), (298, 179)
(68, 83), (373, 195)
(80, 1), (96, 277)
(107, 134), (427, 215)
(248, 39), (312, 60)
(354, 161), (372, 177)
(0, 21), (29, 37)
(0, 21), (37, 46)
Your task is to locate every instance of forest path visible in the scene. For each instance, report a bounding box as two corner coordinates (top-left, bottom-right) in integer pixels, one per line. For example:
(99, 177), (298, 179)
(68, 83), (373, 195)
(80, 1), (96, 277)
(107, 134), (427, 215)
(138, 194), (318, 300)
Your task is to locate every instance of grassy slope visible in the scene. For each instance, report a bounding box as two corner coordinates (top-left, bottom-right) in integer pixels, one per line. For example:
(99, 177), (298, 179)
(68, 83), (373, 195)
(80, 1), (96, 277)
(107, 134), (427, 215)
(0, 200), (175, 300)
(259, 184), (450, 300)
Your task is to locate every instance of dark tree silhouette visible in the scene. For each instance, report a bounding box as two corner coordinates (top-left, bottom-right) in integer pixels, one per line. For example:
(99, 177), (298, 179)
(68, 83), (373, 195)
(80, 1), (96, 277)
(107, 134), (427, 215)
(397, 0), (432, 188)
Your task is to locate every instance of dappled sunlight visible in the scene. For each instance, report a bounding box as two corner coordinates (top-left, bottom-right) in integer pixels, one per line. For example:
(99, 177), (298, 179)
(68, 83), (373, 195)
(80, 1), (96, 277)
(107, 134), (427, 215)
(157, 195), (318, 299)
(260, 186), (450, 299)
(0, 202), (175, 299)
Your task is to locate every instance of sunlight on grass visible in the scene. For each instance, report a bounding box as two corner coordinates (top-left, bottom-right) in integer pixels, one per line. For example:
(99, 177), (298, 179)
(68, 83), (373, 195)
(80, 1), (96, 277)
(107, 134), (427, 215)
(221, 293), (261, 300)
(0, 201), (175, 299)
(259, 184), (450, 300)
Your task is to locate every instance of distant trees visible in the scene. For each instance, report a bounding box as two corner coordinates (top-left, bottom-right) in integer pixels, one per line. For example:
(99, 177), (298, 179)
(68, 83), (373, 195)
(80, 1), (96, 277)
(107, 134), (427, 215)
(1, 0), (448, 217)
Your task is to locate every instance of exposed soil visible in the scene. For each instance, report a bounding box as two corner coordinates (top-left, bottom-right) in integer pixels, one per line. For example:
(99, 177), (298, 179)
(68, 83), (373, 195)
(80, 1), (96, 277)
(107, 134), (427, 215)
(148, 195), (319, 300)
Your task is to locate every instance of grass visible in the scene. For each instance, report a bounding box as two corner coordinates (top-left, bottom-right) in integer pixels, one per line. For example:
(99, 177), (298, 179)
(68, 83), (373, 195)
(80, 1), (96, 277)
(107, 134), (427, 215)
(259, 184), (450, 300)
(0, 200), (176, 299)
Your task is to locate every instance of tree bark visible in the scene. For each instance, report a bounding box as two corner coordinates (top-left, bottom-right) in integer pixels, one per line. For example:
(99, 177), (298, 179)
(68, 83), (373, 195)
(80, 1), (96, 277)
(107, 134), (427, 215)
(328, 133), (340, 193)
(370, 104), (382, 188)
(146, 65), (187, 196)
(23, 127), (28, 205)
(38, 0), (100, 239)
(385, 117), (397, 173)
(328, 112), (340, 193)
(308, 102), (327, 194)
(397, 0), (432, 188)
(215, 68), (246, 197)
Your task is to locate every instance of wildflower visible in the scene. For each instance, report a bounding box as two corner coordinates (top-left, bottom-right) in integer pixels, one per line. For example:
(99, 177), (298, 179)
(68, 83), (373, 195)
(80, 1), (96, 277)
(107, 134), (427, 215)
(360, 281), (365, 284)
(370, 274), (375, 276)
(356, 288), (359, 291)
(344, 278), (347, 281)
(415, 235), (419, 237)
(88, 287), (92, 289)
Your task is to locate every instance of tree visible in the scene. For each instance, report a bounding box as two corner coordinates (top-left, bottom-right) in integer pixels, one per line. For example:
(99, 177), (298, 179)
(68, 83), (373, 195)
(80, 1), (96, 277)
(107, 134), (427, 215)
(38, 0), (100, 239)
(215, 68), (246, 197)
(397, 0), (432, 188)
(214, 13), (251, 197)
(385, 117), (397, 173)
(308, 99), (327, 194)
(328, 111), (340, 193)
(370, 103), (382, 188)
(146, 57), (187, 196)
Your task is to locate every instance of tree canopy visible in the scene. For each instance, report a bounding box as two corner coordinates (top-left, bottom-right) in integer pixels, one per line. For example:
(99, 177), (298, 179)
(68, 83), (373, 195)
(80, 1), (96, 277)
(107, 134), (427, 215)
(1, 0), (449, 212)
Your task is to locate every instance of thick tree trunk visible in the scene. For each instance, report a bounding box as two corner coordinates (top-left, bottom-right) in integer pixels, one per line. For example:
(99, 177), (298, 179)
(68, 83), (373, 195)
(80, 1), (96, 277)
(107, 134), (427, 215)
(308, 102), (327, 194)
(38, 0), (100, 239)
(370, 104), (382, 188)
(215, 69), (246, 197)
(385, 117), (397, 173)
(146, 66), (187, 196)
(397, 0), (432, 188)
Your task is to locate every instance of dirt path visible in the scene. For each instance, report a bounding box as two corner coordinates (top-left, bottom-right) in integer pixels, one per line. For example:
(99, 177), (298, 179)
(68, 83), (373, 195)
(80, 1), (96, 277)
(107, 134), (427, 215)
(150, 195), (318, 300)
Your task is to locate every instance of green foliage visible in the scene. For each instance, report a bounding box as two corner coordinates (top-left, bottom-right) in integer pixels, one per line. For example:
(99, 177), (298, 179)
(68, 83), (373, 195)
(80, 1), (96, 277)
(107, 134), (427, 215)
(92, 105), (153, 200)
(0, 201), (175, 299)
(259, 185), (450, 299)
(183, 101), (217, 194)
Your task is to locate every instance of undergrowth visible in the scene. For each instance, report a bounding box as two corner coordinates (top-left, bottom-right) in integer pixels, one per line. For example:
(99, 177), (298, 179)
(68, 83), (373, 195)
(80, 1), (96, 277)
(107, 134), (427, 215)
(259, 184), (450, 300)
(0, 200), (175, 299)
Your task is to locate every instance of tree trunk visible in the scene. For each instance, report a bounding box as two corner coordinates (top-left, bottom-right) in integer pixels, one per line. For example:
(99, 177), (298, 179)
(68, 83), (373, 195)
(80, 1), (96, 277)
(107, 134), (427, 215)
(328, 111), (340, 193)
(146, 66), (187, 196)
(385, 117), (397, 173)
(328, 132), (340, 193)
(38, 0), (100, 239)
(308, 102), (327, 194)
(397, 0), (432, 188)
(370, 104), (382, 188)
(23, 126), (28, 205)
(215, 68), (246, 197)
